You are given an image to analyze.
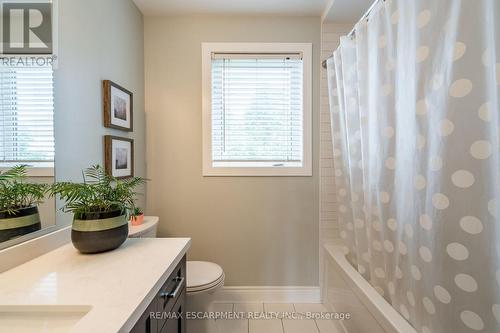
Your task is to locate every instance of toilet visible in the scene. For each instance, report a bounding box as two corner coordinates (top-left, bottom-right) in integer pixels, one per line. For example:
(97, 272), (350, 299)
(128, 216), (225, 312)
(186, 261), (225, 312)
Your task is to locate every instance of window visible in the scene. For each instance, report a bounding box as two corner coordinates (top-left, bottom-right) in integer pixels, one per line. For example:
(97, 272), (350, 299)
(202, 43), (312, 176)
(0, 62), (54, 171)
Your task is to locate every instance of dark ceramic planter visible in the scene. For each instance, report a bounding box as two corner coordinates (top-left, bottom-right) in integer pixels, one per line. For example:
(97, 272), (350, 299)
(71, 210), (128, 254)
(0, 206), (41, 242)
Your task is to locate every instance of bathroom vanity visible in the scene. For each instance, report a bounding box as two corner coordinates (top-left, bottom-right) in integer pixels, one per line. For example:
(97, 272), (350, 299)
(132, 253), (186, 333)
(0, 237), (190, 333)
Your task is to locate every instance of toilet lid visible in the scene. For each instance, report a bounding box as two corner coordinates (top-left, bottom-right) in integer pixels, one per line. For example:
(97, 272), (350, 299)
(187, 261), (224, 289)
(187, 273), (225, 293)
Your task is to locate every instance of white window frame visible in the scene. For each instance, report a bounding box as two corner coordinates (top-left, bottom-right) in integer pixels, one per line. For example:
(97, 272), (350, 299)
(202, 42), (312, 177)
(0, 163), (54, 177)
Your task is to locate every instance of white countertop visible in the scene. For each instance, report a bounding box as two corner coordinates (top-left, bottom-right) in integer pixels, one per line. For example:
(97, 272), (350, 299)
(0, 237), (191, 333)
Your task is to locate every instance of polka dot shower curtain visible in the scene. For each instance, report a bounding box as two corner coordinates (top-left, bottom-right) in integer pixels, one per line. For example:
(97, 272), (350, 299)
(327, 0), (499, 332)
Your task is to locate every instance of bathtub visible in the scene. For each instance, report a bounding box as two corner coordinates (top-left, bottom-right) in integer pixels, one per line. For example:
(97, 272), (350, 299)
(323, 243), (417, 333)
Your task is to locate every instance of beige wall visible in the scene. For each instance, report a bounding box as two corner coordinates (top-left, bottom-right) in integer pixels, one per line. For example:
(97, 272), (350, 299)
(29, 176), (55, 229)
(54, 0), (146, 225)
(145, 16), (321, 286)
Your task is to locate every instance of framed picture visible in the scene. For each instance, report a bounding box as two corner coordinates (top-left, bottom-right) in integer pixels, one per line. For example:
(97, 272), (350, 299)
(103, 80), (133, 131)
(104, 136), (134, 178)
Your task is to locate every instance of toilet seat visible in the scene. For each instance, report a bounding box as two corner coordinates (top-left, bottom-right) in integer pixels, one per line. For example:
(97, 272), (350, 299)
(187, 261), (225, 294)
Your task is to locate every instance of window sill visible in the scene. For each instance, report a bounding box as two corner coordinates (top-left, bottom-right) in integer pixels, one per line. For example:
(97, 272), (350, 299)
(203, 165), (312, 177)
(0, 162), (54, 177)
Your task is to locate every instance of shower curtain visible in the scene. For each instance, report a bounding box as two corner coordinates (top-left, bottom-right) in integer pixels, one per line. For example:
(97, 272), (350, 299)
(327, 0), (499, 332)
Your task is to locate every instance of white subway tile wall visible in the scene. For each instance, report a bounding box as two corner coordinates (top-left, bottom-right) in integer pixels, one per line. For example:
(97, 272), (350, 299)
(319, 23), (352, 294)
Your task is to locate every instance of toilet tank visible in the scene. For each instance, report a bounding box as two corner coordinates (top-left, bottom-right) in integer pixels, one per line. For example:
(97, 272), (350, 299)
(128, 216), (159, 238)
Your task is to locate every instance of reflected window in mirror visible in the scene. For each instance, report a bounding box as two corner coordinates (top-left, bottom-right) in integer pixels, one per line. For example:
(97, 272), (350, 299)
(0, 62), (54, 168)
(0, 60), (55, 247)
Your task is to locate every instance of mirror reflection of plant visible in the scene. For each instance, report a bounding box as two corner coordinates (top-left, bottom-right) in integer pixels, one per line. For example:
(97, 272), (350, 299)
(131, 207), (144, 217)
(51, 165), (146, 218)
(0, 165), (49, 215)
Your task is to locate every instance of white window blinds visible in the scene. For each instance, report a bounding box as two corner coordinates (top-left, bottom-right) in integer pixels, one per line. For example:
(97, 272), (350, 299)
(0, 63), (54, 164)
(211, 53), (304, 167)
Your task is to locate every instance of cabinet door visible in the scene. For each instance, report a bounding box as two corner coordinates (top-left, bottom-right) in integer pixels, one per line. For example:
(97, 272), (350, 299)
(156, 257), (186, 329)
(160, 289), (186, 333)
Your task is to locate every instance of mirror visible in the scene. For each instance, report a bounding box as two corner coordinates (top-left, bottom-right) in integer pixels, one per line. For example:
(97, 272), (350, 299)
(0, 58), (57, 250)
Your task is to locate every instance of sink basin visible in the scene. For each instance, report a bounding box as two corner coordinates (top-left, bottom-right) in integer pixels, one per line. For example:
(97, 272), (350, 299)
(0, 305), (91, 333)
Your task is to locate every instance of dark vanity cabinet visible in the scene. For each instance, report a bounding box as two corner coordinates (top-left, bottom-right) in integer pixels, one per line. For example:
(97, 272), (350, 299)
(131, 256), (186, 333)
(160, 289), (186, 333)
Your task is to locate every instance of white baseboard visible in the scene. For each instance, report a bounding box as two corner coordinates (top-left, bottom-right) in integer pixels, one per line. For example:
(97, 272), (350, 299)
(213, 286), (321, 303)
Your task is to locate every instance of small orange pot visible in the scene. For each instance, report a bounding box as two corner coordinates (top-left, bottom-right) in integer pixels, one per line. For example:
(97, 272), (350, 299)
(130, 214), (144, 226)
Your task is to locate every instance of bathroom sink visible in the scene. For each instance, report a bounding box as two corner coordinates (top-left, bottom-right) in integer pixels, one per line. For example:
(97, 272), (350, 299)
(0, 305), (91, 333)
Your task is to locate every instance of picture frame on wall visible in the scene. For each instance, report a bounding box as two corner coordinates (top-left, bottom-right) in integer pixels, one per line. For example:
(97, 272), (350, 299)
(103, 80), (133, 131)
(104, 136), (134, 179)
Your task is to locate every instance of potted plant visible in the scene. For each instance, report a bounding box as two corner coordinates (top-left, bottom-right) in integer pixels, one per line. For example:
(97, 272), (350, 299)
(0, 165), (49, 242)
(129, 207), (144, 226)
(51, 165), (145, 254)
